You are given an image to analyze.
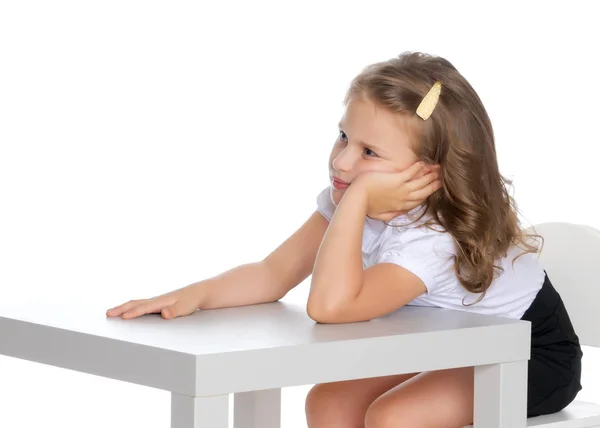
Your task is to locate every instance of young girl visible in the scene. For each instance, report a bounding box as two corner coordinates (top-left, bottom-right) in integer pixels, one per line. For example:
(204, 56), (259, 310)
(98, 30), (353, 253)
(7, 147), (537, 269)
(107, 51), (582, 427)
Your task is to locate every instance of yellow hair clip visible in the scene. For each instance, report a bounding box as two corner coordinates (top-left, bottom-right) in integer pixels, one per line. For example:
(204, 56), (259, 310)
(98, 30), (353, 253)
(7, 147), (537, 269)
(416, 81), (442, 120)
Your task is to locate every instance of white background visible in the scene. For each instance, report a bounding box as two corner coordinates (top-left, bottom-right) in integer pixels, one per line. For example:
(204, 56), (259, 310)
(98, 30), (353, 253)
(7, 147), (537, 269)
(1, 1), (599, 427)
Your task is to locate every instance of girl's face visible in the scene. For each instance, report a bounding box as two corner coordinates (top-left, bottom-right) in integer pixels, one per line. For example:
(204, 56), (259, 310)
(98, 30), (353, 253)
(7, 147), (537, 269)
(328, 95), (419, 205)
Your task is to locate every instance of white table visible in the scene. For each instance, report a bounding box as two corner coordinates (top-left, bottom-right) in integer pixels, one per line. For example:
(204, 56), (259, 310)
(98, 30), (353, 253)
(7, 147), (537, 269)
(0, 300), (530, 427)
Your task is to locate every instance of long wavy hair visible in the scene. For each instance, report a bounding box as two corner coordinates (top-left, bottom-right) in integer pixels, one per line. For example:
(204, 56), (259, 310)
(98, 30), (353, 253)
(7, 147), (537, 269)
(345, 51), (541, 299)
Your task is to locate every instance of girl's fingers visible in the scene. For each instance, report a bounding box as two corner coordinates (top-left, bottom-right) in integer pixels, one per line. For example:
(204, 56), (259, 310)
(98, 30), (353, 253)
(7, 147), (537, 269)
(398, 161), (426, 182)
(162, 299), (196, 319)
(400, 161), (441, 181)
(409, 179), (442, 201)
(107, 291), (183, 320)
(121, 305), (147, 320)
(121, 298), (166, 320)
(122, 306), (152, 320)
(406, 171), (439, 192)
(106, 300), (141, 317)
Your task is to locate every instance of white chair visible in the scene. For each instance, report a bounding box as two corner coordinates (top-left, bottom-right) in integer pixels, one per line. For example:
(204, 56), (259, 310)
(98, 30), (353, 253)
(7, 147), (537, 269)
(515, 222), (600, 427)
(466, 222), (600, 427)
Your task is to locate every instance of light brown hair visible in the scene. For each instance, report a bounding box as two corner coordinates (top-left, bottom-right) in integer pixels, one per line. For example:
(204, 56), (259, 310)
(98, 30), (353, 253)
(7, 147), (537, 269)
(345, 51), (540, 299)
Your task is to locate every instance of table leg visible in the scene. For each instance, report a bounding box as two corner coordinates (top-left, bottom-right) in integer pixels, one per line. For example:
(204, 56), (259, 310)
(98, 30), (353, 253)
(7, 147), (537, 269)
(473, 361), (528, 428)
(234, 388), (281, 428)
(171, 392), (229, 428)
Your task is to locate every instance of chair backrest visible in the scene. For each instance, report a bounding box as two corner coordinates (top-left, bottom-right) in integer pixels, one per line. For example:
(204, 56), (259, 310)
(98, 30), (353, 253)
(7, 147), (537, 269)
(526, 222), (600, 348)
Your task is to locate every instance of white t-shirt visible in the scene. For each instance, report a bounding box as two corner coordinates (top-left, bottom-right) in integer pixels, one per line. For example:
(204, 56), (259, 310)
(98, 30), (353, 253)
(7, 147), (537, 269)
(316, 187), (544, 319)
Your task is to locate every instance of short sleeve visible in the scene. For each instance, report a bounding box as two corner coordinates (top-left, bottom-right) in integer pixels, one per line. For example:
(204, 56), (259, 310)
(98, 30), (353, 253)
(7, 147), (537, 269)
(376, 228), (456, 295)
(316, 187), (336, 221)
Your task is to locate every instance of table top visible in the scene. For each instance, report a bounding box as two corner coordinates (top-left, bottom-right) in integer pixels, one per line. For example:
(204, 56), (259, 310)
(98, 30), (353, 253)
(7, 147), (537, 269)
(0, 299), (531, 396)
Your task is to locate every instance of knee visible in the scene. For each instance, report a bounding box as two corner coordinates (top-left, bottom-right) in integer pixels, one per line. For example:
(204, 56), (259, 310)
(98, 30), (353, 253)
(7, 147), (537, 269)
(304, 383), (327, 420)
(304, 383), (338, 427)
(364, 398), (395, 428)
(365, 396), (422, 428)
(305, 383), (360, 428)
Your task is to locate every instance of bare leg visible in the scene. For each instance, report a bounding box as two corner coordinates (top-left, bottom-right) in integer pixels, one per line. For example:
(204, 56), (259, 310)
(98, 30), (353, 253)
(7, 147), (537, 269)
(305, 373), (419, 428)
(365, 367), (474, 428)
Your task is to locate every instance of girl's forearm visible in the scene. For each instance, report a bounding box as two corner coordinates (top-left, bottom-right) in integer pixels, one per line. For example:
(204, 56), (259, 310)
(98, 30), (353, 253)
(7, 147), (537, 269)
(308, 186), (368, 314)
(195, 262), (282, 309)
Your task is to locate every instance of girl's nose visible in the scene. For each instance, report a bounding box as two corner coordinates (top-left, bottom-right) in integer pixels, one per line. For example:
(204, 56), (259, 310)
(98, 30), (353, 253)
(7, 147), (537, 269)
(332, 148), (356, 173)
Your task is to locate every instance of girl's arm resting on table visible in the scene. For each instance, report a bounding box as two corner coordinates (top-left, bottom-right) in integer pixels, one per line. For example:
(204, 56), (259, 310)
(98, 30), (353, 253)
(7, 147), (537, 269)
(307, 185), (426, 324)
(308, 263), (427, 324)
(199, 210), (330, 309)
(107, 210), (329, 319)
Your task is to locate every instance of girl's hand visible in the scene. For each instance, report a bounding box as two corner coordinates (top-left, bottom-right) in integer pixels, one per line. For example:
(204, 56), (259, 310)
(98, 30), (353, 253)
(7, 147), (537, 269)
(106, 284), (203, 320)
(353, 161), (442, 222)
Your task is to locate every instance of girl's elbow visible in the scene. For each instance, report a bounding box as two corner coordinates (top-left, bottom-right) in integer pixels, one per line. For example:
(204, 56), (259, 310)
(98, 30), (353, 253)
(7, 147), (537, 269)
(306, 297), (344, 324)
(307, 306), (333, 324)
(306, 298), (369, 324)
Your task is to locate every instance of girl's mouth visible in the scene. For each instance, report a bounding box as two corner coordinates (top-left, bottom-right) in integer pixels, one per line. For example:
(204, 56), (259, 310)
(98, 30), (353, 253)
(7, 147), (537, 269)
(332, 178), (349, 190)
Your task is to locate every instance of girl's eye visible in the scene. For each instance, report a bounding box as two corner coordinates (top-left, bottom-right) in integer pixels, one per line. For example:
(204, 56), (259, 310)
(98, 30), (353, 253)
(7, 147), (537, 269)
(337, 130), (377, 157)
(364, 148), (378, 157)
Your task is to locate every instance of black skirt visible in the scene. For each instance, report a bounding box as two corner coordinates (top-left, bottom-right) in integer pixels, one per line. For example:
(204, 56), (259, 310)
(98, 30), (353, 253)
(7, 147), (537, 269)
(520, 272), (583, 417)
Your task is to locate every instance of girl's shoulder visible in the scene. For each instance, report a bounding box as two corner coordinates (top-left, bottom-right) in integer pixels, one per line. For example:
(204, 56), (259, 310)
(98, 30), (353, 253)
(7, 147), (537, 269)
(369, 219), (457, 296)
(316, 187), (335, 221)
